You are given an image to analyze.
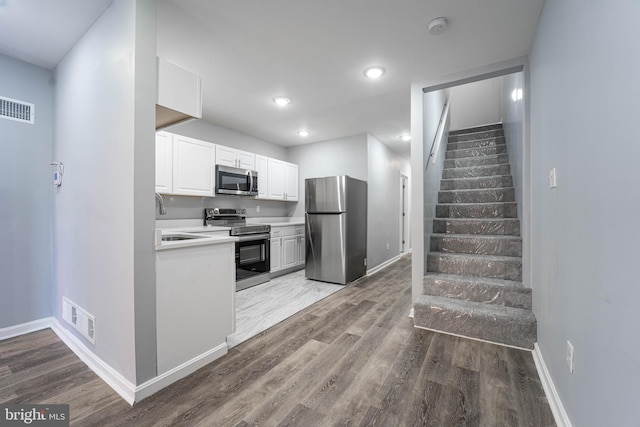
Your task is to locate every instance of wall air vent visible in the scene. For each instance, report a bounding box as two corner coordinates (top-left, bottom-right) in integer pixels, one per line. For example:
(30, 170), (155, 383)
(0, 96), (35, 124)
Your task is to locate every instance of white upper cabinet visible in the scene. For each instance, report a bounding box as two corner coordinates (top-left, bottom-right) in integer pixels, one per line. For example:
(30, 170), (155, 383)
(255, 155), (268, 199)
(155, 131), (297, 201)
(155, 131), (174, 194)
(156, 58), (202, 129)
(215, 145), (255, 170)
(264, 158), (299, 201)
(267, 158), (285, 200)
(172, 135), (215, 197)
(284, 162), (299, 201)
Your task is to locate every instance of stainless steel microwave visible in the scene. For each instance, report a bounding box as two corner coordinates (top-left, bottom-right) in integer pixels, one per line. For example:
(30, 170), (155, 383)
(215, 165), (258, 196)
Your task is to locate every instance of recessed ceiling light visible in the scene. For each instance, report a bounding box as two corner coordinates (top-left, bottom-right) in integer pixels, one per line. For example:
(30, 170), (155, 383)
(364, 66), (385, 79)
(297, 130), (310, 137)
(428, 17), (449, 35)
(273, 96), (292, 106)
(399, 134), (411, 142)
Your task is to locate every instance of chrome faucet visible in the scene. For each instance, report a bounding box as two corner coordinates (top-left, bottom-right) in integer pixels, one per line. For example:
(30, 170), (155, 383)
(155, 192), (167, 215)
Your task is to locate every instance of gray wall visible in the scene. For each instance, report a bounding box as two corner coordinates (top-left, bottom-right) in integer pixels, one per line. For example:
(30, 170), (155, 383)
(449, 78), (500, 131)
(499, 71), (531, 286)
(0, 54), (53, 328)
(367, 135), (411, 268)
(53, 0), (156, 384)
(289, 134), (368, 219)
(409, 87), (449, 303)
(288, 134), (409, 271)
(529, 1), (640, 425)
(422, 90), (450, 278)
(159, 120), (293, 220)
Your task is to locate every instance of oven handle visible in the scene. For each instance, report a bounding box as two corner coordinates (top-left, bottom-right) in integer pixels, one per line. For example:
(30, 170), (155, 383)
(236, 233), (271, 242)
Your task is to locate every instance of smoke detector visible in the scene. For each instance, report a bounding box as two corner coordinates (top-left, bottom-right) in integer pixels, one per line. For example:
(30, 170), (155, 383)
(428, 17), (449, 35)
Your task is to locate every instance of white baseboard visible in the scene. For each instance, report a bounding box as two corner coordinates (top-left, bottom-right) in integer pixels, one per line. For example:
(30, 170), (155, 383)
(533, 343), (572, 427)
(5, 318), (229, 405)
(135, 343), (228, 402)
(367, 254), (403, 276)
(0, 317), (53, 341)
(50, 319), (137, 405)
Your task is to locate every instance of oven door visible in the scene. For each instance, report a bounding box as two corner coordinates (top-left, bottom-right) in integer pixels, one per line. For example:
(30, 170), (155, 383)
(216, 165), (258, 196)
(235, 233), (270, 290)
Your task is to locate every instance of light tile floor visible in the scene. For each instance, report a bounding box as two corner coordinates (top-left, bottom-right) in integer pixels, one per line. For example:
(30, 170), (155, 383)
(227, 270), (344, 347)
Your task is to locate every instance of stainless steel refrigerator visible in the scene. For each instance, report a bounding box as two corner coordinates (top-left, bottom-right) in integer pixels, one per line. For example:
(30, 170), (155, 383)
(305, 176), (367, 284)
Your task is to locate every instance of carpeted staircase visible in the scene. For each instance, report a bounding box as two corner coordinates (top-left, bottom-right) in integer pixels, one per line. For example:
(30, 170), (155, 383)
(413, 123), (537, 350)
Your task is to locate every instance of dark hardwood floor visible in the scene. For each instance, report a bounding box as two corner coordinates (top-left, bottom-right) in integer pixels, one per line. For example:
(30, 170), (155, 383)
(0, 255), (555, 426)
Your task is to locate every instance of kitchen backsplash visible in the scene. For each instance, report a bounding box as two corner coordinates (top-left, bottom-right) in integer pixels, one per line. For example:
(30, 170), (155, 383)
(156, 194), (297, 220)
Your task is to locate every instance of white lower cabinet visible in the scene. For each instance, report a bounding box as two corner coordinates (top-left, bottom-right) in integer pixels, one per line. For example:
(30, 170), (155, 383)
(156, 241), (235, 375)
(282, 236), (298, 269)
(270, 235), (282, 272)
(270, 225), (305, 275)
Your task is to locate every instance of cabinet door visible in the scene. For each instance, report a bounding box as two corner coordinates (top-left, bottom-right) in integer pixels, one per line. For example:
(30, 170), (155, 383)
(236, 149), (255, 170)
(297, 236), (306, 266)
(173, 135), (215, 197)
(267, 158), (285, 200)
(282, 236), (298, 269)
(155, 131), (173, 194)
(255, 155), (268, 199)
(284, 162), (299, 201)
(270, 237), (282, 272)
(215, 145), (237, 167)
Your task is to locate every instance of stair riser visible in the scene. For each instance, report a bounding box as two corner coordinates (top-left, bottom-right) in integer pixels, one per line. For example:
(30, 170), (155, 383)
(447, 137), (505, 151)
(443, 164), (510, 179)
(413, 303), (536, 349)
(433, 219), (520, 235)
(445, 145), (507, 159)
(440, 176), (513, 190)
(437, 203), (518, 219)
(430, 236), (522, 257)
(438, 188), (515, 204)
(422, 277), (531, 309)
(444, 154), (509, 169)
(427, 254), (522, 281)
(448, 129), (504, 142)
(449, 124), (504, 136)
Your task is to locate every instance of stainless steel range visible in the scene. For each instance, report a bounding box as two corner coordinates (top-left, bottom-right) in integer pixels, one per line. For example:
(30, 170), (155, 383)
(204, 208), (271, 291)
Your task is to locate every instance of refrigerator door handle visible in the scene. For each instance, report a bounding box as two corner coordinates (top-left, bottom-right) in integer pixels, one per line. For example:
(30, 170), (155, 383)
(305, 212), (316, 269)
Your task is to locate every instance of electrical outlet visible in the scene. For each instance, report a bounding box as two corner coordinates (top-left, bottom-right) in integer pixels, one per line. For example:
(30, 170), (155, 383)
(386, 242), (390, 250)
(256, 205), (260, 213)
(566, 340), (574, 373)
(549, 167), (557, 188)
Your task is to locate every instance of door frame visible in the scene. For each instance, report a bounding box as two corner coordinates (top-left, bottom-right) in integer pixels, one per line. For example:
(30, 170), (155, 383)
(398, 172), (409, 253)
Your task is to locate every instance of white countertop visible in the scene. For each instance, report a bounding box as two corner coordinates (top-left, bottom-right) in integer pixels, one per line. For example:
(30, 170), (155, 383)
(247, 217), (305, 227)
(155, 228), (237, 251)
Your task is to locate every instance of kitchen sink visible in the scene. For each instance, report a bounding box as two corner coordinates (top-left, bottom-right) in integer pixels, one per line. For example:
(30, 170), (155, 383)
(161, 235), (202, 242)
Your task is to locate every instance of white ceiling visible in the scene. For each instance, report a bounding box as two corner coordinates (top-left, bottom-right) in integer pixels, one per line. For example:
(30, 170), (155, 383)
(0, 0), (544, 159)
(158, 0), (545, 158)
(0, 0), (114, 70)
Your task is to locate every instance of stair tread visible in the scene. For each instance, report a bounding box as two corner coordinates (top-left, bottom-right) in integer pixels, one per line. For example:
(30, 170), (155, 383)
(423, 272), (527, 289)
(441, 175), (512, 182)
(428, 252), (522, 262)
(415, 294), (536, 321)
(436, 217), (519, 222)
(431, 233), (522, 241)
(444, 162), (510, 170)
(448, 123), (503, 135)
(440, 187), (515, 193)
(446, 144), (506, 154)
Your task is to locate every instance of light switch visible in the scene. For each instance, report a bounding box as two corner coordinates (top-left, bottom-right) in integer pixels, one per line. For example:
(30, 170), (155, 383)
(549, 167), (557, 188)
